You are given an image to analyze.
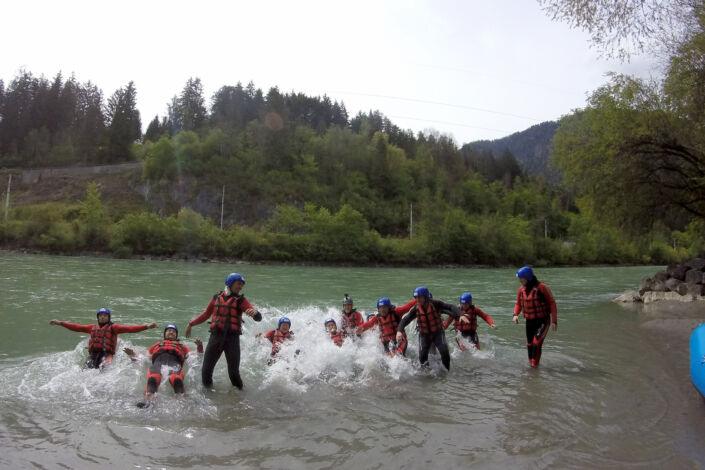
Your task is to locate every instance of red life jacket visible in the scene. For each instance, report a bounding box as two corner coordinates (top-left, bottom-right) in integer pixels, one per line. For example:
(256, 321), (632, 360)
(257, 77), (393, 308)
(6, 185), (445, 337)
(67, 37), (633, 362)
(330, 331), (344, 346)
(150, 340), (188, 364)
(416, 302), (443, 335)
(270, 329), (293, 344)
(456, 306), (479, 332)
(210, 292), (245, 333)
(269, 329), (293, 355)
(518, 284), (550, 320)
(88, 323), (116, 354)
(377, 311), (400, 342)
(341, 310), (363, 332)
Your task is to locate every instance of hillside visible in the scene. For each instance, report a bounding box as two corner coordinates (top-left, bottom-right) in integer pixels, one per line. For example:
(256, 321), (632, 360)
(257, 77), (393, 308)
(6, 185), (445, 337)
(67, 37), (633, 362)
(463, 121), (559, 181)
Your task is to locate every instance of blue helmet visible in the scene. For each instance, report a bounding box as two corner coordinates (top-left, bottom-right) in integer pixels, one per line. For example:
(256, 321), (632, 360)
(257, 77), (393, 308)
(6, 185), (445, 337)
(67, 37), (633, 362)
(225, 272), (246, 287)
(164, 323), (178, 337)
(516, 266), (534, 280)
(459, 292), (473, 304)
(324, 317), (336, 327)
(413, 286), (431, 298)
(377, 297), (392, 308)
(96, 307), (111, 318)
(278, 316), (291, 328)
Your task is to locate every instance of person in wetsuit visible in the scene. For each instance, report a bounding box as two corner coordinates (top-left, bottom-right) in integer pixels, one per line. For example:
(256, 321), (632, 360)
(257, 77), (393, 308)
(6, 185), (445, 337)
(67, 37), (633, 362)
(324, 318), (345, 347)
(185, 272), (262, 389)
(340, 294), (364, 337)
(357, 297), (415, 356)
(512, 266), (558, 368)
(396, 286), (468, 370)
(50, 308), (156, 369)
(124, 323), (203, 400)
(443, 292), (495, 351)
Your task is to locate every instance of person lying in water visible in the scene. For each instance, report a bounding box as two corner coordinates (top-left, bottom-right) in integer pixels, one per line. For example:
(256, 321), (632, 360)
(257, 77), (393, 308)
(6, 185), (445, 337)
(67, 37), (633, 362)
(124, 323), (203, 402)
(50, 308), (156, 370)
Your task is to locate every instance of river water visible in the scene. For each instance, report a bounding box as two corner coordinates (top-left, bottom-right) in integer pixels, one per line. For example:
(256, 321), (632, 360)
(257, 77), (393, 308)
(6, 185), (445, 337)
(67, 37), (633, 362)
(1, 253), (704, 469)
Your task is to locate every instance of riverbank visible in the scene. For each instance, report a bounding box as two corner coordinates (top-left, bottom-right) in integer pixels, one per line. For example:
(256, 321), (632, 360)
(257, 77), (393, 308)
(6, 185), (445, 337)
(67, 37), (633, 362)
(0, 247), (665, 270)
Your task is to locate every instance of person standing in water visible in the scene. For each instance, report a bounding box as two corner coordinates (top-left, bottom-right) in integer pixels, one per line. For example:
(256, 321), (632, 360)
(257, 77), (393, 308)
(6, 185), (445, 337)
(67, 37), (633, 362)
(357, 297), (415, 356)
(185, 273), (262, 389)
(340, 294), (364, 336)
(396, 286), (467, 370)
(512, 266), (557, 368)
(50, 308), (156, 369)
(443, 292), (495, 351)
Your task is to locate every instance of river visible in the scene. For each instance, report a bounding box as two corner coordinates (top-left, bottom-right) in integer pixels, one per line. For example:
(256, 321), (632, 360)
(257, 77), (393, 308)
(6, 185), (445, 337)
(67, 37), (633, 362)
(1, 253), (704, 468)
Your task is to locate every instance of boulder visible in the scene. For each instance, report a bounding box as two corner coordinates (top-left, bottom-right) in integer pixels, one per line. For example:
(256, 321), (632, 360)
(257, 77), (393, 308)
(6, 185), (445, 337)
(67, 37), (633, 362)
(639, 277), (653, 295)
(642, 291), (705, 303)
(613, 291), (642, 303)
(685, 257), (705, 271)
(652, 280), (667, 292)
(654, 271), (671, 283)
(688, 283), (705, 296)
(668, 265), (689, 281)
(676, 282), (689, 296)
(685, 269), (704, 284)
(665, 278), (684, 293)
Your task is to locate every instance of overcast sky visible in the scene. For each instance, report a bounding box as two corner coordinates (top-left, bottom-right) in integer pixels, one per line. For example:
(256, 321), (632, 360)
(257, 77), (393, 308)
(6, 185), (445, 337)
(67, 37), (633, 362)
(1, 0), (657, 145)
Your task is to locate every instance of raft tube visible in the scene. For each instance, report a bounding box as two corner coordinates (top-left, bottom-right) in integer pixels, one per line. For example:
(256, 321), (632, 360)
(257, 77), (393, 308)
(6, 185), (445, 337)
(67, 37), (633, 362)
(690, 323), (705, 398)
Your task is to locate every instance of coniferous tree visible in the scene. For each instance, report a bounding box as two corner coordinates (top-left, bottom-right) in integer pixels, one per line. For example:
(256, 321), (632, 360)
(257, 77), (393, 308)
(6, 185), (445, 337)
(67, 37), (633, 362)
(105, 81), (141, 162)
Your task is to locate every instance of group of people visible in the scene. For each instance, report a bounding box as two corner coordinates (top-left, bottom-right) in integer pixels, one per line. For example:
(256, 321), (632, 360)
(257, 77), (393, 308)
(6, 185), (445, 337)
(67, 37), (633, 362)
(49, 265), (557, 402)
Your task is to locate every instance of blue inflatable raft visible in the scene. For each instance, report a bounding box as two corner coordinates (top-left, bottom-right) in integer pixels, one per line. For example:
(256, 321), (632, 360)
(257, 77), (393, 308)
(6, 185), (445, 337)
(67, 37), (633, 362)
(690, 323), (705, 398)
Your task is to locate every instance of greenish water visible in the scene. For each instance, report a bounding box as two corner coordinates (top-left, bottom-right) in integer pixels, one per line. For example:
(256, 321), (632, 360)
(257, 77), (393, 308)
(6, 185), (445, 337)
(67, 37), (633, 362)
(1, 252), (704, 468)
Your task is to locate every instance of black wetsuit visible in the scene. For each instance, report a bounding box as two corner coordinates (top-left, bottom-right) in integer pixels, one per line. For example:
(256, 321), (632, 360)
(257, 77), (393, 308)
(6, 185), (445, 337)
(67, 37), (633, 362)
(397, 300), (459, 370)
(83, 351), (107, 369)
(525, 317), (550, 362)
(202, 312), (262, 389)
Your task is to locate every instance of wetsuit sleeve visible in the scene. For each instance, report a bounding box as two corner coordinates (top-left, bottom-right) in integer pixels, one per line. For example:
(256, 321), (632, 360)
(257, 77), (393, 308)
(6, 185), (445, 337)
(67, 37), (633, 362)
(539, 284), (558, 324)
(513, 289), (523, 316)
(57, 322), (94, 333)
(358, 316), (378, 332)
(397, 309), (417, 333)
(434, 300), (460, 319)
(112, 324), (150, 334)
(189, 296), (217, 327)
(477, 308), (495, 326)
(394, 299), (416, 316)
(264, 330), (275, 343)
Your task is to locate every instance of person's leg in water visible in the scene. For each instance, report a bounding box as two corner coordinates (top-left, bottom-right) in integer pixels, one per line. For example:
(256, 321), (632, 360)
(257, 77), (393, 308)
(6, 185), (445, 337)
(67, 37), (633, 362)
(418, 334), (433, 366)
(432, 331), (451, 370)
(146, 362), (163, 396)
(460, 330), (480, 350)
(169, 369), (185, 394)
(223, 333), (243, 389)
(531, 317), (551, 367)
(202, 333), (226, 387)
(525, 318), (537, 364)
(84, 351), (106, 369)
